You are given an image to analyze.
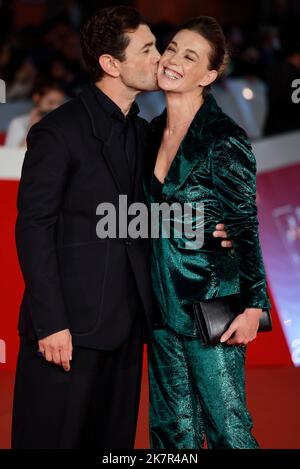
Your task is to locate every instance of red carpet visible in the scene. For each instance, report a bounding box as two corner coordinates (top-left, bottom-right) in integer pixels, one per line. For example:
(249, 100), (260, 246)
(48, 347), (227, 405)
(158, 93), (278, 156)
(1, 364), (300, 449)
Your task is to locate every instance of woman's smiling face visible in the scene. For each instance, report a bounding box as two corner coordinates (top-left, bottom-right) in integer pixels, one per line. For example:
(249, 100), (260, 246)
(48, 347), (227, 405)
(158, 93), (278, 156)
(158, 28), (218, 93)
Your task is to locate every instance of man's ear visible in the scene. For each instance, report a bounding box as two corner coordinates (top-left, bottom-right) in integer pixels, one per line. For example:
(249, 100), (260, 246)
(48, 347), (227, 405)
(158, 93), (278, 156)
(99, 54), (120, 78)
(199, 69), (218, 87)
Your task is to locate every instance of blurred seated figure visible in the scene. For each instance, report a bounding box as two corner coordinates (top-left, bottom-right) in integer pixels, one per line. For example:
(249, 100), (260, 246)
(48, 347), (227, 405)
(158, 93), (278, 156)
(47, 52), (87, 97)
(6, 57), (37, 101)
(5, 81), (66, 147)
(264, 33), (300, 136)
(260, 26), (281, 71)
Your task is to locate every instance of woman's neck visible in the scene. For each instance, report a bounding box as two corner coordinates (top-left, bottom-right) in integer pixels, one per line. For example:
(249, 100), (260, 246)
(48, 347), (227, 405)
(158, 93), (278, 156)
(165, 91), (205, 134)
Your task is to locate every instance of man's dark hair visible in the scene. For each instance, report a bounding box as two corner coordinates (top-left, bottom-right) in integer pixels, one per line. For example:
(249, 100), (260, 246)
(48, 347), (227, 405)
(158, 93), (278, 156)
(80, 5), (146, 81)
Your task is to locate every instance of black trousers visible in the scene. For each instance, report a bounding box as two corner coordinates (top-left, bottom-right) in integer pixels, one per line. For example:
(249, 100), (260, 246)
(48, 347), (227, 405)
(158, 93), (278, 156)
(11, 313), (144, 449)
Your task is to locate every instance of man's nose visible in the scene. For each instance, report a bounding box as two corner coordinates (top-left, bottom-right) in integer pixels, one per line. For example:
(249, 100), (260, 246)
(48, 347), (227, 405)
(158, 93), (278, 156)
(153, 48), (161, 63)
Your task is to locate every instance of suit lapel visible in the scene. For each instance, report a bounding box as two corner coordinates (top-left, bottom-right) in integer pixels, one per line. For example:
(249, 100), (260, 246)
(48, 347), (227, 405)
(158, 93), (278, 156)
(80, 85), (132, 196)
(131, 118), (148, 203)
(162, 124), (207, 200)
(104, 131), (132, 196)
(158, 93), (222, 200)
(144, 111), (165, 192)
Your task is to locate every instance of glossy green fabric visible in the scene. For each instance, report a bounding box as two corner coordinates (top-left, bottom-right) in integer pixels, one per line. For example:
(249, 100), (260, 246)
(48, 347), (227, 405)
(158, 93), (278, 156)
(148, 325), (259, 449)
(144, 93), (271, 337)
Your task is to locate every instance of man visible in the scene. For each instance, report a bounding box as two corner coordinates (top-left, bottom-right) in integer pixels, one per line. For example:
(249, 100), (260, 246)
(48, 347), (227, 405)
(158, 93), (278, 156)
(12, 6), (230, 449)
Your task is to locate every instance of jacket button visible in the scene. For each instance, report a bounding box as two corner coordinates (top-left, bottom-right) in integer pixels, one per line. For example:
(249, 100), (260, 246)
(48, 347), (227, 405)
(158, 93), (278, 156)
(125, 239), (132, 246)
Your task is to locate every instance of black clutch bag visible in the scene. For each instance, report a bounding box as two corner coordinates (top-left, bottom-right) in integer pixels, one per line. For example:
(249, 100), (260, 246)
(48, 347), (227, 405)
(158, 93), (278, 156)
(193, 295), (272, 346)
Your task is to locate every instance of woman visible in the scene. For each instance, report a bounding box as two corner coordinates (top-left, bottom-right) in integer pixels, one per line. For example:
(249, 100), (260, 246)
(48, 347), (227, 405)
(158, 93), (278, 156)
(144, 16), (271, 449)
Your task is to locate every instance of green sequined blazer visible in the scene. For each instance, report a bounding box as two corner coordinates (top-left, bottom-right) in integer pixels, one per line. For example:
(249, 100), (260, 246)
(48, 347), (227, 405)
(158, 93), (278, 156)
(144, 93), (271, 337)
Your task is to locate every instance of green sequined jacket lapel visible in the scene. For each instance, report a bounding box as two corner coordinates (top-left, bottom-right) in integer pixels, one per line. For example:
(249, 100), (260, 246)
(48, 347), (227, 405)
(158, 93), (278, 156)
(149, 94), (222, 201)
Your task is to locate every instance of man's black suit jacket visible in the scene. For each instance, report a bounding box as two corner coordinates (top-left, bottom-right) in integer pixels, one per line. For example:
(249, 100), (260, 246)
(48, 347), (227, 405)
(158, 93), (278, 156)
(15, 84), (153, 350)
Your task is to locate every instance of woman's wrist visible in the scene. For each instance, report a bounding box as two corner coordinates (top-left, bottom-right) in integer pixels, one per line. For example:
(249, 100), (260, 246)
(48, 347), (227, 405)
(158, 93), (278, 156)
(243, 308), (263, 319)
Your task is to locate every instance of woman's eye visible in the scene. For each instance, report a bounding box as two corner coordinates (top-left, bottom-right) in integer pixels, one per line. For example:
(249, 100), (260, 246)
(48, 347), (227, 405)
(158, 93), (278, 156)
(167, 47), (175, 52)
(144, 49), (150, 54)
(185, 56), (194, 61)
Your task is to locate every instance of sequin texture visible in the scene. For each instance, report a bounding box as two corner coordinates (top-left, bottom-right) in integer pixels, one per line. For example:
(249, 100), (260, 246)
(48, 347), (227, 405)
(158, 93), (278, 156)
(144, 93), (269, 449)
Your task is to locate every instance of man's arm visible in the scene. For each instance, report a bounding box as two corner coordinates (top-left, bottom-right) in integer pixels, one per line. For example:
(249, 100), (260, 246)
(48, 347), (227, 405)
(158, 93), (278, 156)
(16, 121), (72, 370)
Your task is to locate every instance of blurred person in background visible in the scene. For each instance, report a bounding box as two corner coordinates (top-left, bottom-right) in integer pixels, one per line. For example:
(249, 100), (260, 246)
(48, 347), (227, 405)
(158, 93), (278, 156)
(264, 31), (300, 135)
(0, 39), (37, 101)
(0, 14), (86, 103)
(45, 51), (87, 97)
(6, 57), (37, 101)
(0, 40), (12, 83)
(260, 26), (281, 68)
(5, 80), (66, 147)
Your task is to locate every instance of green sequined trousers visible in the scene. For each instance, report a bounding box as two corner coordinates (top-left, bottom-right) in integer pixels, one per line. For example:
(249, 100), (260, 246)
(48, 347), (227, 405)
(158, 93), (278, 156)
(148, 325), (259, 449)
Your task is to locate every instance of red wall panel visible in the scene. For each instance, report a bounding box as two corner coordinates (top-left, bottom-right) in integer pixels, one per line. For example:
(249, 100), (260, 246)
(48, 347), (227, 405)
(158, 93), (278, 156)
(0, 181), (23, 371)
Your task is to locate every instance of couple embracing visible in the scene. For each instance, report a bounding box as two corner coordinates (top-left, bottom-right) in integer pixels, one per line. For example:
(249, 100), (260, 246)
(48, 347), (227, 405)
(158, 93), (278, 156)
(12, 5), (270, 449)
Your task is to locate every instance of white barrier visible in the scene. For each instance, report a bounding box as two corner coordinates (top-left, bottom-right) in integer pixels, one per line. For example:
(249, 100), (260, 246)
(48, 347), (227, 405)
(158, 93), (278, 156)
(0, 147), (25, 180)
(0, 130), (300, 181)
(253, 131), (300, 173)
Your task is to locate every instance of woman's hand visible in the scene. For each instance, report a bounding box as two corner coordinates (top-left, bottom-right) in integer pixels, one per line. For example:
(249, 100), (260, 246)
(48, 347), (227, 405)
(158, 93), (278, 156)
(220, 308), (263, 346)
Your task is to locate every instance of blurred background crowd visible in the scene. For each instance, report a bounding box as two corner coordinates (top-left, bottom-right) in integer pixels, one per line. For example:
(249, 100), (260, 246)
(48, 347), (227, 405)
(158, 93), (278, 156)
(0, 0), (300, 145)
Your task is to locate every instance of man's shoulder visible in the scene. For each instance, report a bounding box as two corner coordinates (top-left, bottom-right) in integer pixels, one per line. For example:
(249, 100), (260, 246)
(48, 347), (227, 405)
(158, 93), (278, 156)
(37, 95), (84, 129)
(27, 94), (90, 146)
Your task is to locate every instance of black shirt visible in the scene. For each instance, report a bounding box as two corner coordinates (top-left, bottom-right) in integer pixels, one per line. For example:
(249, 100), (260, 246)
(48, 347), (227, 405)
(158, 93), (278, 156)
(92, 83), (139, 182)
(151, 174), (164, 201)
